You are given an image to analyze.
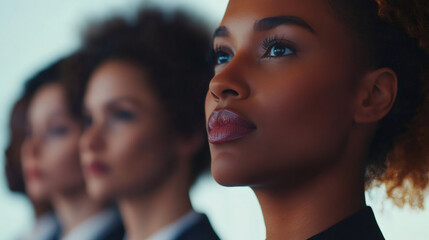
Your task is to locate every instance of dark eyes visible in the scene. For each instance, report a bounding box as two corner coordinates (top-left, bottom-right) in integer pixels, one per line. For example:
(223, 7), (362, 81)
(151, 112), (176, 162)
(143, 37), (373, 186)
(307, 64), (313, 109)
(83, 110), (135, 130)
(45, 126), (69, 138)
(213, 37), (296, 66)
(112, 110), (134, 121)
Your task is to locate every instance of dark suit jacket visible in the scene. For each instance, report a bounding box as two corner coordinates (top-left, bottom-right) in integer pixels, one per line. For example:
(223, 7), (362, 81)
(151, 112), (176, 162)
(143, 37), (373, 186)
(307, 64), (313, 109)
(174, 214), (220, 240)
(308, 206), (384, 240)
(50, 211), (125, 240)
(95, 215), (125, 240)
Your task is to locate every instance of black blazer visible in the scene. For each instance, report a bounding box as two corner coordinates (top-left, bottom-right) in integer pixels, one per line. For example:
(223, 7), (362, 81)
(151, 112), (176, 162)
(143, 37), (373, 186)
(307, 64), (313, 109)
(50, 212), (125, 240)
(308, 206), (384, 240)
(174, 214), (220, 240)
(95, 216), (125, 240)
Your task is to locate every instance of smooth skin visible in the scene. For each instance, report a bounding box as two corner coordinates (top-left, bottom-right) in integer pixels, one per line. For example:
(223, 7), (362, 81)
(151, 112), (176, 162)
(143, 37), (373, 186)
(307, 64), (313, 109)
(206, 0), (397, 239)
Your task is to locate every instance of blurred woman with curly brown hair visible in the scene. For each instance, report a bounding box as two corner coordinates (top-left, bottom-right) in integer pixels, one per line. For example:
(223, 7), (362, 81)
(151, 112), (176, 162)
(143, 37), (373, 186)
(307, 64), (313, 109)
(206, 0), (429, 239)
(76, 9), (219, 240)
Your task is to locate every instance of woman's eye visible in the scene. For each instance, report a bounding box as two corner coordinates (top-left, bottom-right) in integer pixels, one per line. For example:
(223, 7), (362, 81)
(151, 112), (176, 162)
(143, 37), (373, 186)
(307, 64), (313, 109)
(45, 126), (68, 138)
(215, 51), (233, 65)
(107, 110), (135, 128)
(262, 37), (297, 59)
(267, 43), (294, 57)
(112, 110), (134, 121)
(269, 44), (293, 57)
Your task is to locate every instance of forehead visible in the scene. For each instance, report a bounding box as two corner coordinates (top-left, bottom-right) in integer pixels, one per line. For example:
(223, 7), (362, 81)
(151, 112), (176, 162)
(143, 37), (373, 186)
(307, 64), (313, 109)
(224, 0), (333, 21)
(29, 83), (66, 122)
(85, 60), (160, 109)
(219, 0), (348, 43)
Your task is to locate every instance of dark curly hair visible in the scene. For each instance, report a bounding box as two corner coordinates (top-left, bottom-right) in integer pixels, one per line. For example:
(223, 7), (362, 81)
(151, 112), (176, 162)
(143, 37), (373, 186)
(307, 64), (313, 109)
(66, 9), (213, 184)
(329, 0), (429, 208)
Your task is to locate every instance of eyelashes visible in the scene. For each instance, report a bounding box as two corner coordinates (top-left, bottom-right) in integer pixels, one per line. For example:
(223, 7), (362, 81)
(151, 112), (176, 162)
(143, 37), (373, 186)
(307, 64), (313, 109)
(45, 126), (69, 138)
(111, 110), (135, 121)
(261, 36), (297, 58)
(212, 35), (297, 66)
(82, 109), (135, 130)
(212, 44), (233, 65)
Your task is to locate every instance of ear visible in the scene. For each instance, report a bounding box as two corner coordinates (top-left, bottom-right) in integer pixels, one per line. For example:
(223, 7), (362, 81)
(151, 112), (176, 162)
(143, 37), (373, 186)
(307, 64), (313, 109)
(354, 68), (398, 123)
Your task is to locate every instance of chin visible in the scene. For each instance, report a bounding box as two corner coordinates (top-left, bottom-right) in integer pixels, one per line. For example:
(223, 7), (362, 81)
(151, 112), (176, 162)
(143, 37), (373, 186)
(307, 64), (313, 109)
(211, 158), (257, 187)
(210, 146), (258, 186)
(86, 180), (114, 201)
(27, 185), (49, 202)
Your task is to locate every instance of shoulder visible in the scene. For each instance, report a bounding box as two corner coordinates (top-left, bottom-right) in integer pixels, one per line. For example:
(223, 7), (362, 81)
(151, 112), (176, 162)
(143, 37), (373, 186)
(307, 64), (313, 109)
(175, 214), (220, 240)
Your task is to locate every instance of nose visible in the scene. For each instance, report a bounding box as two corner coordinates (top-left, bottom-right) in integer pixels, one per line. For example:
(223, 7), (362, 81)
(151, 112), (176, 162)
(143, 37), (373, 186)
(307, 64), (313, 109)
(80, 125), (105, 153)
(21, 137), (40, 163)
(208, 59), (251, 103)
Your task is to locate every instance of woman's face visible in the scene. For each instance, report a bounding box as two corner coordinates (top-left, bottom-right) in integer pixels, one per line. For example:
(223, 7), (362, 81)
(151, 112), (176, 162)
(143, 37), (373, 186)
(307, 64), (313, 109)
(206, 0), (361, 187)
(80, 60), (179, 201)
(21, 83), (84, 201)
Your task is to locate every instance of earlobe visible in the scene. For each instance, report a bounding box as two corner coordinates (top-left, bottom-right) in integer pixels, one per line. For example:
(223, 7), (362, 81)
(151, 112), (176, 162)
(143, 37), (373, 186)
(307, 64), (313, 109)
(354, 68), (398, 123)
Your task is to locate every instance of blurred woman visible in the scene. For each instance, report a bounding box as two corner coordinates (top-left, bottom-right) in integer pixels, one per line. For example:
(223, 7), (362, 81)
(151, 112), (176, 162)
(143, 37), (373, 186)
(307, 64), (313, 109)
(77, 9), (219, 240)
(206, 0), (429, 239)
(5, 95), (59, 240)
(21, 55), (124, 240)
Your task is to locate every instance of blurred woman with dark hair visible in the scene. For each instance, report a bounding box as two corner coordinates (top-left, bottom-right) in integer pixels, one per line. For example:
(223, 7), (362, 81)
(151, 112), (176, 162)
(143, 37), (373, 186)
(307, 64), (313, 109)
(20, 55), (124, 240)
(5, 96), (59, 240)
(77, 9), (219, 240)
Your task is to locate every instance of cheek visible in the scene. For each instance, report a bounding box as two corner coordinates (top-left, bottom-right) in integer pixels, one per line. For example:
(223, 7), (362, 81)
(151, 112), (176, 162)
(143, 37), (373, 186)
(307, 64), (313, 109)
(42, 135), (84, 191)
(257, 64), (355, 163)
(205, 92), (217, 120)
(105, 124), (175, 195)
(109, 127), (157, 170)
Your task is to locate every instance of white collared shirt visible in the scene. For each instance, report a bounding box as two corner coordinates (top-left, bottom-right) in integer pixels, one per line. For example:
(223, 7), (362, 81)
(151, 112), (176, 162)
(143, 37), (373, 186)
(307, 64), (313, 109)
(124, 211), (201, 240)
(21, 212), (59, 240)
(61, 208), (120, 240)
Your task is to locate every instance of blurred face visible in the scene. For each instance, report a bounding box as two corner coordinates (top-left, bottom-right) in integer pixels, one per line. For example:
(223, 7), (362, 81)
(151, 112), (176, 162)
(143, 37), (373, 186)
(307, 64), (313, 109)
(22, 83), (84, 201)
(206, 0), (360, 187)
(80, 60), (180, 201)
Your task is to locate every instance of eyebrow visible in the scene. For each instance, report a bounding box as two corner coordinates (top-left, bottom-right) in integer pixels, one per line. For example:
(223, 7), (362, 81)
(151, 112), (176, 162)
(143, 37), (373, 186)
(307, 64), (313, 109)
(48, 109), (68, 120)
(254, 16), (315, 33)
(212, 15), (315, 40)
(213, 26), (229, 39)
(84, 97), (143, 115)
(105, 97), (144, 111)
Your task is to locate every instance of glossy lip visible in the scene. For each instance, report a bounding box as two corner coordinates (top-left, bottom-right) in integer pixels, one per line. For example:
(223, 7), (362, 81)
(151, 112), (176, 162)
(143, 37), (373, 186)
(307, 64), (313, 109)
(85, 160), (110, 176)
(208, 109), (256, 144)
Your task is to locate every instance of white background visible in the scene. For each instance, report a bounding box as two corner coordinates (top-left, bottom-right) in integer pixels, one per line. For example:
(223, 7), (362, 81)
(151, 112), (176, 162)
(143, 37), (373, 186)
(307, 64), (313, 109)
(0, 0), (428, 239)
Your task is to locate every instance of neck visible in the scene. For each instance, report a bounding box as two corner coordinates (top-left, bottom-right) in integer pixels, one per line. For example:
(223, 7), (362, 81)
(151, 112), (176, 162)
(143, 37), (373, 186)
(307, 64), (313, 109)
(52, 188), (106, 235)
(119, 171), (192, 240)
(32, 200), (53, 219)
(255, 129), (369, 240)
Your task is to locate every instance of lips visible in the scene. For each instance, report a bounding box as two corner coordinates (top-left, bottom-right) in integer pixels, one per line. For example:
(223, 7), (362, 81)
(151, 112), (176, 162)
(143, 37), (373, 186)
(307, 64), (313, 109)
(25, 168), (42, 181)
(85, 161), (110, 176)
(208, 109), (256, 144)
